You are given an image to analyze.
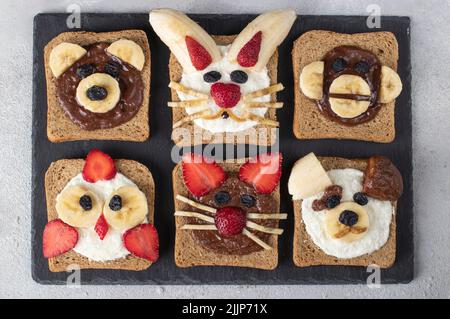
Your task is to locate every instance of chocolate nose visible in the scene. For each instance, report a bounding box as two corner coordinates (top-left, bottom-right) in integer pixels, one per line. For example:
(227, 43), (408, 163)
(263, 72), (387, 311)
(210, 82), (241, 108)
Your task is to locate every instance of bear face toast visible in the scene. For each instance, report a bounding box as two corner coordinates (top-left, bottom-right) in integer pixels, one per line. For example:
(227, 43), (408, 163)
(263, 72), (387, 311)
(44, 30), (150, 142)
(150, 9), (296, 146)
(43, 150), (159, 271)
(173, 152), (286, 269)
(288, 153), (403, 267)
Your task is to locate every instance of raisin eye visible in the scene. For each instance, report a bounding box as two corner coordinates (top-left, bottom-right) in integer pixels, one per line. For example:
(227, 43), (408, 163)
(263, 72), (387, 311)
(353, 192), (368, 206)
(230, 70), (248, 83)
(203, 71), (221, 83)
(240, 194), (256, 208)
(332, 58), (347, 72)
(354, 61), (370, 73)
(76, 64), (95, 78)
(104, 61), (121, 78)
(215, 191), (230, 205)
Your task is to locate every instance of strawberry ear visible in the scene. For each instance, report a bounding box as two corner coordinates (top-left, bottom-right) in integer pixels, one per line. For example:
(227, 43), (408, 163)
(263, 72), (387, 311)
(237, 31), (262, 67)
(185, 36), (213, 70)
(239, 152), (282, 194)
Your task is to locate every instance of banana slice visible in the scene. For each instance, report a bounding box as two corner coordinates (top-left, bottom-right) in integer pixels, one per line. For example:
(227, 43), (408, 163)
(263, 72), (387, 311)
(76, 73), (120, 113)
(325, 202), (369, 243)
(288, 153), (332, 200)
(379, 66), (402, 103)
(56, 185), (102, 228)
(329, 74), (370, 118)
(49, 42), (87, 77)
(107, 39), (145, 71)
(227, 10), (296, 71)
(103, 186), (148, 231)
(300, 61), (324, 99)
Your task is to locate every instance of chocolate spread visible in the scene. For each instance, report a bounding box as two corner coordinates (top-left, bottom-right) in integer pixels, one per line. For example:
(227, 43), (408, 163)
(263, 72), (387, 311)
(187, 175), (277, 255)
(56, 43), (144, 130)
(318, 46), (382, 125)
(363, 156), (403, 201)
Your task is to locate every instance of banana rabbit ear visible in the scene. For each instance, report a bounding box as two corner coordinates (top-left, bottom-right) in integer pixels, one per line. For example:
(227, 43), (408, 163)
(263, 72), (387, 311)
(227, 9), (296, 71)
(149, 9), (222, 73)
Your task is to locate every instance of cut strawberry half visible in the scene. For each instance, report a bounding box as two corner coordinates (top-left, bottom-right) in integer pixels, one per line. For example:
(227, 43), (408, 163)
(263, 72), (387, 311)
(239, 152), (282, 194)
(237, 31), (262, 67)
(123, 224), (159, 262)
(182, 153), (227, 197)
(94, 214), (109, 240)
(43, 219), (78, 258)
(82, 149), (117, 183)
(185, 35), (212, 71)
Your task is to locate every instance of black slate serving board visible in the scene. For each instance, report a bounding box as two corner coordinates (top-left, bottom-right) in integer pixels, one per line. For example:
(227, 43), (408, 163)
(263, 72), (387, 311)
(32, 13), (413, 284)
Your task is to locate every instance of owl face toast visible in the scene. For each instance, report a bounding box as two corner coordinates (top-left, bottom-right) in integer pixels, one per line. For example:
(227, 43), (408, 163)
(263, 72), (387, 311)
(150, 9), (296, 134)
(43, 150), (159, 268)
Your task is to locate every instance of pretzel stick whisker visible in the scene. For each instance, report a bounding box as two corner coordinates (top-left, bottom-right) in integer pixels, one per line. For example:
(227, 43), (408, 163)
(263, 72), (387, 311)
(175, 195), (217, 213)
(242, 229), (272, 250)
(181, 224), (217, 230)
(246, 221), (284, 235)
(173, 110), (211, 129)
(247, 213), (287, 220)
(168, 100), (208, 108)
(169, 81), (209, 99)
(243, 83), (284, 101)
(174, 211), (215, 223)
(244, 102), (284, 109)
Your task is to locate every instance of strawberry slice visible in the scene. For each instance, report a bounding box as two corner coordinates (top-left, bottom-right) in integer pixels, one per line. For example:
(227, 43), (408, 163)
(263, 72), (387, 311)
(182, 153), (227, 197)
(82, 149), (117, 183)
(237, 31), (262, 67)
(43, 219), (78, 258)
(123, 224), (159, 262)
(239, 152), (282, 194)
(94, 214), (109, 240)
(185, 35), (212, 71)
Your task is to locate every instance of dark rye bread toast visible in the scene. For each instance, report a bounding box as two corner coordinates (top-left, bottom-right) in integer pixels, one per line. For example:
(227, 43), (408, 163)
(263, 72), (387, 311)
(169, 35), (278, 147)
(172, 160), (280, 269)
(44, 30), (150, 142)
(44, 159), (155, 272)
(292, 156), (396, 268)
(292, 31), (399, 143)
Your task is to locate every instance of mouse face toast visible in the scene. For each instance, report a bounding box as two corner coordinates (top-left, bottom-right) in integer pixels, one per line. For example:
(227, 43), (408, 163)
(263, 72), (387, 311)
(288, 153), (403, 268)
(150, 9), (296, 146)
(43, 150), (158, 271)
(44, 30), (150, 142)
(292, 31), (403, 143)
(173, 152), (285, 269)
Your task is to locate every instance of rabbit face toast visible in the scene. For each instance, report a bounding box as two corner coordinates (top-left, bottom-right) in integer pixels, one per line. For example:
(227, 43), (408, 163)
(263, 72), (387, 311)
(288, 153), (403, 265)
(150, 9), (295, 134)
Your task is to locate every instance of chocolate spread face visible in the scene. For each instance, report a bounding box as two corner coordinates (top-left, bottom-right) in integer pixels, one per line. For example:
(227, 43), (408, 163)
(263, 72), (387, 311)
(56, 43), (144, 130)
(319, 46), (382, 125)
(188, 175), (277, 255)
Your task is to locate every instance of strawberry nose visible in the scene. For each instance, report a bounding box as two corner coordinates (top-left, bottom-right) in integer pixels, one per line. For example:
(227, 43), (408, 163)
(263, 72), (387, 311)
(210, 83), (241, 108)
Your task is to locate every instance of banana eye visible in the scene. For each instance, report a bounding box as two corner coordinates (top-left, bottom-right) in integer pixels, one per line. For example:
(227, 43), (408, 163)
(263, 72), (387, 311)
(56, 185), (102, 227)
(230, 70), (248, 84)
(203, 71), (221, 83)
(104, 186), (148, 231)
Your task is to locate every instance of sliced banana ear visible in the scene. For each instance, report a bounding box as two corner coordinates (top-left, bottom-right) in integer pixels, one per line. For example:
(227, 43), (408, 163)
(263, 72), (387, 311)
(49, 42), (87, 77)
(227, 9), (296, 71)
(107, 39), (145, 71)
(149, 8), (221, 73)
(300, 61), (324, 99)
(379, 66), (402, 103)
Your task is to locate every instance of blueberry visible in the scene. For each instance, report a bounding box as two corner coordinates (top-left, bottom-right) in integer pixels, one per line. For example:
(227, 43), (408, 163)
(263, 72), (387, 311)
(76, 64), (95, 78)
(354, 61), (370, 73)
(86, 86), (108, 101)
(203, 71), (221, 83)
(240, 194), (256, 208)
(332, 58), (347, 72)
(353, 192), (368, 206)
(221, 112), (229, 119)
(109, 195), (122, 211)
(339, 210), (359, 227)
(214, 191), (231, 205)
(79, 195), (92, 211)
(230, 70), (248, 84)
(104, 61), (121, 78)
(326, 195), (341, 209)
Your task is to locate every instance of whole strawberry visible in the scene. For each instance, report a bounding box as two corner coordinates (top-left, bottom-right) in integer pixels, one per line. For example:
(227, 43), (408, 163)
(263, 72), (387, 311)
(210, 83), (241, 108)
(214, 207), (246, 237)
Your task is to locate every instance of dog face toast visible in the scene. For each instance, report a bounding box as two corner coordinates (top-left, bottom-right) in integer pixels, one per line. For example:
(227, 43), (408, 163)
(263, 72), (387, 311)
(173, 152), (286, 268)
(43, 150), (159, 271)
(150, 9), (295, 137)
(288, 153), (403, 266)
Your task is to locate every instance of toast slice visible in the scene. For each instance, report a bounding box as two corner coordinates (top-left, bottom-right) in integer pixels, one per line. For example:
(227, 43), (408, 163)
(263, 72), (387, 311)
(44, 159), (155, 272)
(292, 30), (399, 143)
(44, 30), (150, 142)
(293, 156), (396, 268)
(172, 160), (280, 269)
(169, 35), (278, 147)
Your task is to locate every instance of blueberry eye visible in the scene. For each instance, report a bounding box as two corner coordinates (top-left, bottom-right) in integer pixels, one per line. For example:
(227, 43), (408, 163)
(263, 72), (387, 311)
(104, 61), (121, 78)
(230, 70), (248, 84)
(332, 58), (347, 72)
(240, 194), (256, 208)
(325, 195), (341, 209)
(353, 192), (368, 206)
(79, 195), (93, 211)
(215, 191), (230, 205)
(76, 64), (95, 78)
(354, 61), (370, 73)
(203, 71), (221, 83)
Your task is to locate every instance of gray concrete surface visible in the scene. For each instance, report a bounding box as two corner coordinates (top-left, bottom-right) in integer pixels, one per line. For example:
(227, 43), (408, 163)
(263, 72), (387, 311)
(0, 0), (449, 298)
